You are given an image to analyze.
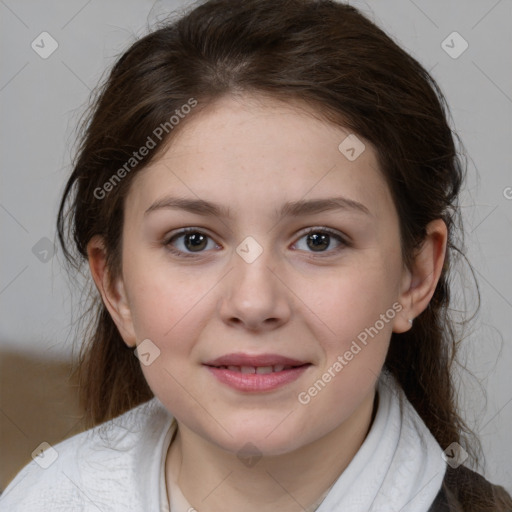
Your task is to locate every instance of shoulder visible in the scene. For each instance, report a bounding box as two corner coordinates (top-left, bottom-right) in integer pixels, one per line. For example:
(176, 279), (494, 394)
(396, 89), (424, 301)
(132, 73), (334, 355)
(0, 398), (173, 512)
(429, 465), (512, 512)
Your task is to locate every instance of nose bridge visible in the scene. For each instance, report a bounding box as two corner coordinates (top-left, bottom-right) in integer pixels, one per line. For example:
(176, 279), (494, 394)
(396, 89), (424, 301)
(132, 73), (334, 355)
(232, 234), (279, 302)
(219, 235), (291, 329)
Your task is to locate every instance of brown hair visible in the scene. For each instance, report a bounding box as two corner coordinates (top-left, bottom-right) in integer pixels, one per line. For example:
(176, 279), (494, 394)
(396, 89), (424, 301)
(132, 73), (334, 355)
(57, 0), (510, 506)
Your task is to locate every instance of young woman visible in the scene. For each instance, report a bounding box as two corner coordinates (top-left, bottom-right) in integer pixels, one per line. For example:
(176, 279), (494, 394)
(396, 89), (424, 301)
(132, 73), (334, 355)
(1, 0), (511, 510)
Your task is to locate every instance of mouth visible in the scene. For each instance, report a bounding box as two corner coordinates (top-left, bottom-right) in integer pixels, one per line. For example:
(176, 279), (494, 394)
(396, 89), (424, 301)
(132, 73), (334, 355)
(203, 353), (312, 392)
(204, 352), (310, 368)
(209, 364), (308, 374)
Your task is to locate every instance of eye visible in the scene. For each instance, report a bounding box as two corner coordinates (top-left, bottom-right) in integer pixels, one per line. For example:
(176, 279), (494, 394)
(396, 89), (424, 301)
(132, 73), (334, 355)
(292, 227), (348, 255)
(164, 228), (220, 257)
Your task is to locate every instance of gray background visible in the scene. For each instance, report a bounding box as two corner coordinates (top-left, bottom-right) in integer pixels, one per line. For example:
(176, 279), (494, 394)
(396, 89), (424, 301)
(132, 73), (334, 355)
(1, 0), (511, 492)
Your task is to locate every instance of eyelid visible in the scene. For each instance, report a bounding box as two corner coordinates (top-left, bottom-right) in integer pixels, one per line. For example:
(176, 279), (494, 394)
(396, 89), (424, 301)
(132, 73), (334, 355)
(163, 226), (218, 243)
(291, 226), (350, 254)
(163, 227), (221, 258)
(294, 226), (350, 243)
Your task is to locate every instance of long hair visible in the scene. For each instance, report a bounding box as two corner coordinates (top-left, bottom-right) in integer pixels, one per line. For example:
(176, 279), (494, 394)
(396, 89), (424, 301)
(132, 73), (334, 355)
(57, 1), (505, 506)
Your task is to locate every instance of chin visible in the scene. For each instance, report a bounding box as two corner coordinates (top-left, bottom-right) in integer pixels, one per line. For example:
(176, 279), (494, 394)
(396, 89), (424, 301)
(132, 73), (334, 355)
(201, 418), (309, 458)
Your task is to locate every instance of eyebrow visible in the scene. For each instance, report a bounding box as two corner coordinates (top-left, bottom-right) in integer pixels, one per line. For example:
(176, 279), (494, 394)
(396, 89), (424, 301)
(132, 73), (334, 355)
(144, 195), (371, 219)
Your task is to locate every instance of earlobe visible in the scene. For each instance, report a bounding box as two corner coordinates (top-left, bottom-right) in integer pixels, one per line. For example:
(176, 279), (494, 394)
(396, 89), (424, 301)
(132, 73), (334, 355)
(393, 219), (448, 334)
(86, 235), (137, 347)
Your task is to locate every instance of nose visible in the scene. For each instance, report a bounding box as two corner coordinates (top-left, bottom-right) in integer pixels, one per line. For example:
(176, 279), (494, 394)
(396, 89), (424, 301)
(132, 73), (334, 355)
(218, 244), (292, 332)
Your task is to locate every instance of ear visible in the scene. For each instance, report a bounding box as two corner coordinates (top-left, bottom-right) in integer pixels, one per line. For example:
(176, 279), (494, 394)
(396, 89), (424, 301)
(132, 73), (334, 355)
(393, 219), (448, 333)
(87, 235), (137, 347)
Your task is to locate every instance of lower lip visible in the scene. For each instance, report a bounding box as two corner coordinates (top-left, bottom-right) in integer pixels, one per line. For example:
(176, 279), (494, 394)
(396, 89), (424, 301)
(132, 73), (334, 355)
(205, 365), (311, 392)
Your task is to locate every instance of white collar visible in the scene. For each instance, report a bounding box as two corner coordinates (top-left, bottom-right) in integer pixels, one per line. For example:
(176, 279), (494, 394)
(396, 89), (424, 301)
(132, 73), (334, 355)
(316, 369), (446, 511)
(158, 369), (446, 512)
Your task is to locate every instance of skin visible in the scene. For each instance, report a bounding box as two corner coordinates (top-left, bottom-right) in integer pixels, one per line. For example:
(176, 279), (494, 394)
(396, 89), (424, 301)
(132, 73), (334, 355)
(88, 93), (447, 512)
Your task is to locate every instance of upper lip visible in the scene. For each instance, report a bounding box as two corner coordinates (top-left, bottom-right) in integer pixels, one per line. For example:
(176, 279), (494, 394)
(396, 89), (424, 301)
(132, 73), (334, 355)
(204, 353), (309, 367)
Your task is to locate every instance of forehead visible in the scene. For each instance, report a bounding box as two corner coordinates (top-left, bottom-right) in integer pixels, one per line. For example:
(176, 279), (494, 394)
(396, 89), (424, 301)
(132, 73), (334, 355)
(126, 94), (395, 223)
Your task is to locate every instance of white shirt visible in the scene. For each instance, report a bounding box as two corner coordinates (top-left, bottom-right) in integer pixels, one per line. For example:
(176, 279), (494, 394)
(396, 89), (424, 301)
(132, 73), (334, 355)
(1, 398), (177, 511)
(0, 370), (446, 511)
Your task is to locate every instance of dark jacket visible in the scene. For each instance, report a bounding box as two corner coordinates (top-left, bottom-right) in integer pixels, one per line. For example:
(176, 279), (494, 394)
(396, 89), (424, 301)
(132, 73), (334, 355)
(429, 465), (512, 511)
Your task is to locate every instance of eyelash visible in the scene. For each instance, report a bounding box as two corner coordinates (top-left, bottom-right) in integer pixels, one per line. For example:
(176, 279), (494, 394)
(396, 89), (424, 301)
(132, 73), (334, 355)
(163, 227), (349, 259)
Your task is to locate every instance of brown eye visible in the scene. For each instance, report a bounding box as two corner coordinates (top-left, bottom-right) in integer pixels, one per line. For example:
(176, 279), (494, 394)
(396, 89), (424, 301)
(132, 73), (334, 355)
(293, 227), (348, 254)
(306, 232), (330, 252)
(165, 229), (219, 257)
(182, 232), (208, 252)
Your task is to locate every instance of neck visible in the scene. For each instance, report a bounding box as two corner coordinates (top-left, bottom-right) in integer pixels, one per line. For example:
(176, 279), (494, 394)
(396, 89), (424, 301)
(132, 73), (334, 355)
(165, 388), (377, 512)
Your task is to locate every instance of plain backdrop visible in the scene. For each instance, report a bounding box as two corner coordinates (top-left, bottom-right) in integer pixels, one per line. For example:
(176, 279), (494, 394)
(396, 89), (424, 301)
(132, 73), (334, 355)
(1, 0), (511, 493)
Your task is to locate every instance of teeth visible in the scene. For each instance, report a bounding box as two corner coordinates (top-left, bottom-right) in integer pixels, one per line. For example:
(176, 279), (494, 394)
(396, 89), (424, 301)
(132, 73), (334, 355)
(219, 364), (298, 373)
(255, 366), (273, 374)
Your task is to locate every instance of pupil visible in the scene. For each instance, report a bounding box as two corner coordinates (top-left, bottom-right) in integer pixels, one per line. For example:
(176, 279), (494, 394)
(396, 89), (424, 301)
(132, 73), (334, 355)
(186, 233), (207, 251)
(308, 233), (329, 251)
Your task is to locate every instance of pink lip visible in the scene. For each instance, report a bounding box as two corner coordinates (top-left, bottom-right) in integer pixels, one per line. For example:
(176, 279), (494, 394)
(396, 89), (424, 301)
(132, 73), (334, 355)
(205, 365), (311, 392)
(203, 353), (311, 392)
(204, 352), (308, 367)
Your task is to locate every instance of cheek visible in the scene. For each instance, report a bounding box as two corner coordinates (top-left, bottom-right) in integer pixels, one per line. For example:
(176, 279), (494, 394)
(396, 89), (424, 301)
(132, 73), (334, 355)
(293, 270), (396, 439)
(304, 259), (400, 341)
(123, 242), (212, 338)
(293, 259), (398, 410)
(123, 255), (220, 375)
(124, 267), (215, 416)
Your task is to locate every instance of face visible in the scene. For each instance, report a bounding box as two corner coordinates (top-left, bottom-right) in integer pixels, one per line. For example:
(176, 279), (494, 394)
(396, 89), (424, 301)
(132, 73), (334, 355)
(113, 94), (410, 455)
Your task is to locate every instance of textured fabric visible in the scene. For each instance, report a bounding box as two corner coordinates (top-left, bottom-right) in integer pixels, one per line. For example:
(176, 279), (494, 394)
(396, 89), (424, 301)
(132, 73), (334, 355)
(0, 398), (175, 511)
(428, 465), (512, 512)
(313, 369), (447, 512)
(1, 369), (508, 511)
(159, 421), (178, 512)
